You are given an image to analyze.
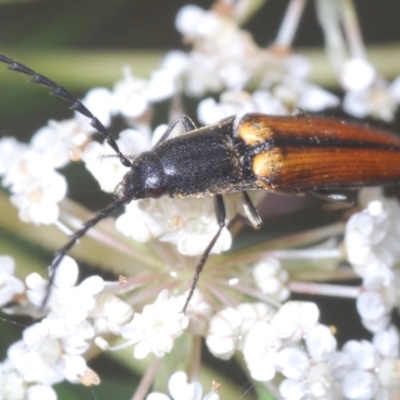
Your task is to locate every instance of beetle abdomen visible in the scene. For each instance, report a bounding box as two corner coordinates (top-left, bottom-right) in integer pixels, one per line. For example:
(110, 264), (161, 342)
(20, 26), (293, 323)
(238, 113), (400, 193)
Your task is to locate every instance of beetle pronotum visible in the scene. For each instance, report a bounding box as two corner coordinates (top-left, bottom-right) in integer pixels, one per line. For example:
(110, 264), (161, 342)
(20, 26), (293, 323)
(2, 53), (400, 311)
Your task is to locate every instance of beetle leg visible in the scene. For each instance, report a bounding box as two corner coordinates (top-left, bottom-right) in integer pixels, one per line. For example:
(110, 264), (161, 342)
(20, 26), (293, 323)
(182, 194), (226, 312)
(241, 191), (263, 229)
(155, 115), (197, 146)
(311, 190), (355, 209)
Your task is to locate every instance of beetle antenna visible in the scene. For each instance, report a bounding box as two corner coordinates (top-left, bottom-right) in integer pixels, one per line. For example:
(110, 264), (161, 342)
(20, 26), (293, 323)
(0, 54), (132, 168)
(41, 198), (128, 310)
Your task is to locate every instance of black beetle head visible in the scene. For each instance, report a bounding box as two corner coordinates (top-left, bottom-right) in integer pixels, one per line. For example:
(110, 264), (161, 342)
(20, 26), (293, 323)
(114, 151), (167, 201)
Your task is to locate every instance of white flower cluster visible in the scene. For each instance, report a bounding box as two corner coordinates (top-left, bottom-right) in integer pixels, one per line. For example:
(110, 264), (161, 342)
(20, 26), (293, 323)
(0, 256), (190, 399)
(175, 4), (339, 125)
(0, 136), (67, 225)
(345, 188), (400, 333)
(206, 300), (400, 400)
(341, 58), (400, 122)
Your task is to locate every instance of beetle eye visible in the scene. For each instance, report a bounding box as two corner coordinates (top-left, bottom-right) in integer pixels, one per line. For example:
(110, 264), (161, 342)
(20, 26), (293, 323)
(149, 188), (164, 198)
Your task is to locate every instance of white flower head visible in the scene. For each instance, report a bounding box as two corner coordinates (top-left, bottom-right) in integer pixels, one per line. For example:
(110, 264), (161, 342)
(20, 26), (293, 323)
(7, 317), (94, 385)
(1, 144), (67, 225)
(120, 290), (188, 359)
(277, 325), (338, 399)
(271, 301), (320, 342)
(117, 196), (233, 256)
(31, 118), (90, 166)
(242, 320), (280, 381)
(10, 169), (67, 225)
(345, 190), (400, 279)
(168, 371), (202, 400)
(343, 78), (399, 122)
(206, 307), (244, 360)
(115, 56), (184, 110)
(340, 58), (376, 92)
(373, 325), (400, 358)
(89, 291), (133, 335)
(206, 302), (277, 362)
(356, 289), (392, 333)
(343, 339), (380, 371)
(197, 90), (287, 126)
(305, 324), (337, 361)
(252, 257), (289, 301)
(26, 256), (104, 326)
(341, 370), (378, 400)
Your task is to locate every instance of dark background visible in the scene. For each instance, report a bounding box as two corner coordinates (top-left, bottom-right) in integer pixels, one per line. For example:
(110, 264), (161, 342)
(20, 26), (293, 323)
(0, 1), (400, 399)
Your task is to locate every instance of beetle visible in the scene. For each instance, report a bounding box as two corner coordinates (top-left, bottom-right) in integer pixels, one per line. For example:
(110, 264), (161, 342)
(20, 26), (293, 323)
(2, 53), (400, 311)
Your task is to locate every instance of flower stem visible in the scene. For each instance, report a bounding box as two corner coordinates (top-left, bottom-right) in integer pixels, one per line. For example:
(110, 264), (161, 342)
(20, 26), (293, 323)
(131, 356), (162, 400)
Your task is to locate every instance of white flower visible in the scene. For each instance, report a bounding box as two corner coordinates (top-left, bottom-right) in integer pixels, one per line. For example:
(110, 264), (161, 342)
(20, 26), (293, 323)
(356, 289), (392, 333)
(0, 365), (25, 400)
(26, 384), (58, 400)
(340, 58), (400, 122)
(146, 371), (219, 400)
(89, 292), (133, 335)
(159, 201), (232, 256)
(117, 196), (233, 256)
(278, 325), (338, 399)
(10, 169), (67, 225)
(236, 302), (276, 336)
(206, 302), (276, 363)
(278, 346), (310, 380)
(305, 324), (337, 361)
(252, 257), (289, 301)
(343, 77), (399, 122)
(373, 325), (400, 358)
(197, 90), (287, 126)
(0, 364), (58, 400)
(0, 255), (24, 307)
(113, 67), (156, 121)
(341, 370), (378, 400)
(271, 301), (320, 342)
(146, 69), (179, 102)
(1, 146), (67, 225)
(343, 340), (380, 371)
(175, 5), (207, 39)
(31, 118), (90, 166)
(120, 290), (188, 359)
(242, 320), (280, 381)
(115, 199), (165, 242)
(345, 190), (400, 279)
(7, 317), (94, 385)
(340, 58), (376, 92)
(26, 256), (104, 326)
(271, 77), (339, 113)
(75, 87), (115, 132)
(206, 307), (244, 360)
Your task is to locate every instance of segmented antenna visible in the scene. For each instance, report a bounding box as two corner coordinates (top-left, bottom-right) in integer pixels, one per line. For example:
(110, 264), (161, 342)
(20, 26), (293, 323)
(0, 54), (132, 168)
(0, 54), (132, 308)
(41, 198), (128, 309)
